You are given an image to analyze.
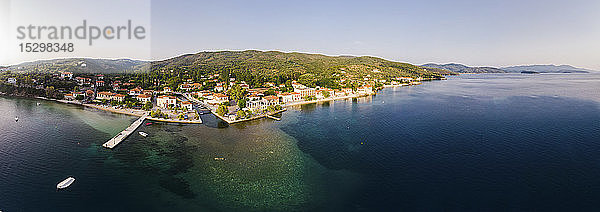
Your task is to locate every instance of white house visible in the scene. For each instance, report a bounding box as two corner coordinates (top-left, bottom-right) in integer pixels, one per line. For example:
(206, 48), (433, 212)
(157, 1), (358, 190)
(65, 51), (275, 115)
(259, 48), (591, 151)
(113, 94), (125, 102)
(291, 92), (302, 102)
(277, 92), (294, 103)
(181, 101), (193, 111)
(211, 93), (228, 104)
(263, 95), (279, 105)
(136, 94), (152, 104)
(157, 96), (177, 108)
(96, 92), (115, 100)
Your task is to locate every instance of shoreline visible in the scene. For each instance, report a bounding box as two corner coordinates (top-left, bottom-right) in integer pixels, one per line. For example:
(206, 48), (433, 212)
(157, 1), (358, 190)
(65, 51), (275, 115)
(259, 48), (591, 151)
(33, 96), (147, 117)
(282, 93), (371, 107)
(211, 108), (286, 124)
(5, 81), (433, 125)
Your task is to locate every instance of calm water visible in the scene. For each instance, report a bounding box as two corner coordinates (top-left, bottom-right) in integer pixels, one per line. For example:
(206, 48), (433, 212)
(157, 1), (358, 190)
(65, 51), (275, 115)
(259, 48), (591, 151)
(1, 74), (599, 211)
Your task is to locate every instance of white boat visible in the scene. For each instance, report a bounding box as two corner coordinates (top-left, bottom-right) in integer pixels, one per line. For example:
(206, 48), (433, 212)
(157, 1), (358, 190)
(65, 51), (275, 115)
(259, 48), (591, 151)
(56, 177), (75, 189)
(37, 102), (41, 106)
(139, 132), (148, 137)
(15, 116), (18, 122)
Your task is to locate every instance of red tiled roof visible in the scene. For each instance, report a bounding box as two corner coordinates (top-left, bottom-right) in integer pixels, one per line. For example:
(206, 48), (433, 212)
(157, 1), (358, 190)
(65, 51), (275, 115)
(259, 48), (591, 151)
(264, 96), (278, 101)
(158, 95), (176, 99)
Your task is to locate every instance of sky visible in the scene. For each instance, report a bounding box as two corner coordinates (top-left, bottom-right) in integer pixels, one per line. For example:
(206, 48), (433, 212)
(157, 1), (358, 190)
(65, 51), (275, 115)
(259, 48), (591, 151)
(1, 0), (600, 69)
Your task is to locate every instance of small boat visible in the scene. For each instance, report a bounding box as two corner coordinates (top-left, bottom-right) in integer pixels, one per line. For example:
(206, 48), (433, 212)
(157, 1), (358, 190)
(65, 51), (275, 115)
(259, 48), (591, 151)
(57, 177), (75, 189)
(145, 122), (153, 126)
(37, 102), (41, 106)
(15, 116), (18, 122)
(139, 132), (148, 137)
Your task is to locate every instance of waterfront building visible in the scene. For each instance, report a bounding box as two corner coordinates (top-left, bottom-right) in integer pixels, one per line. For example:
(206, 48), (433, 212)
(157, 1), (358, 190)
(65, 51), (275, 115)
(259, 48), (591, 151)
(291, 92), (302, 102)
(64, 93), (75, 100)
(113, 94), (125, 102)
(357, 85), (374, 94)
(157, 96), (177, 108)
(210, 93), (229, 105)
(181, 101), (193, 111)
(278, 92), (294, 103)
(264, 95), (279, 105)
(73, 92), (85, 98)
(136, 94), (152, 104)
(341, 88), (353, 95)
(96, 91), (115, 100)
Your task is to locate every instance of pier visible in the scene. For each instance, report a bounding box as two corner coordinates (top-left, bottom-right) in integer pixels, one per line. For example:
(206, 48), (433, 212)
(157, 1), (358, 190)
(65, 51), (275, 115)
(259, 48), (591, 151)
(265, 114), (281, 121)
(103, 115), (147, 149)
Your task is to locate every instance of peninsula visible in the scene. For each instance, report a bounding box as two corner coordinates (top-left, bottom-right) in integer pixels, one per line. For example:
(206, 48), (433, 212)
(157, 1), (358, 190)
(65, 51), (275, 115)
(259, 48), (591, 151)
(0, 50), (452, 123)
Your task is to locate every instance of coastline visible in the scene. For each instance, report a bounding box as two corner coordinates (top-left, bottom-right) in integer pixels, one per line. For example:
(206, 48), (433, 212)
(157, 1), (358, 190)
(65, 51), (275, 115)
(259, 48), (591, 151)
(5, 81), (434, 125)
(33, 96), (147, 117)
(211, 108), (286, 124)
(283, 93), (370, 107)
(33, 96), (204, 124)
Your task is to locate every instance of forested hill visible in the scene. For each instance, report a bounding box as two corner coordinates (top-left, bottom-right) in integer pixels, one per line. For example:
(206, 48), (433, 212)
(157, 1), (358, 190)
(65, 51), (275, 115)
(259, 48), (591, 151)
(143, 50), (454, 88)
(4, 58), (147, 74)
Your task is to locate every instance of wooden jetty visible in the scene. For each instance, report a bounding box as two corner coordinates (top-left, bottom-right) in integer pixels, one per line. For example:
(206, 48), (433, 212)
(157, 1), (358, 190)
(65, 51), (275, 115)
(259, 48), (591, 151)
(265, 114), (281, 121)
(103, 115), (147, 149)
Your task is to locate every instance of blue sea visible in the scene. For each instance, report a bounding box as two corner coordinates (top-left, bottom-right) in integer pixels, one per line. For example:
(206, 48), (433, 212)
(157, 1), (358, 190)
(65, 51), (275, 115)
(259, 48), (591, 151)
(1, 73), (599, 211)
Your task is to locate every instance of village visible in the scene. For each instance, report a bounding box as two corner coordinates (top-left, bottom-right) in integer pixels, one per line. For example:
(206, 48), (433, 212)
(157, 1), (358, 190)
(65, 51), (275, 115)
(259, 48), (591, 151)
(2, 69), (425, 124)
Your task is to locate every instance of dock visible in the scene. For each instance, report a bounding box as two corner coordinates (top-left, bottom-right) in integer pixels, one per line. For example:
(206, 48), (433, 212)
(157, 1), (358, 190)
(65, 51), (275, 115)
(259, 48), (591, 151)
(265, 114), (281, 121)
(103, 115), (147, 149)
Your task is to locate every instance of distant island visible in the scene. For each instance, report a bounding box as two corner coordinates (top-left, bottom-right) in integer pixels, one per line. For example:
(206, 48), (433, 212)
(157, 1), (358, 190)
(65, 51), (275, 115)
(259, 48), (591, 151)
(421, 63), (506, 73)
(422, 63), (593, 73)
(501, 65), (591, 73)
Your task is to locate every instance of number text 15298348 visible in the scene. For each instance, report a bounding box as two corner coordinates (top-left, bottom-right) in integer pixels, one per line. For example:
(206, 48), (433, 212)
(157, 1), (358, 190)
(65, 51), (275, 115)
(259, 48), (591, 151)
(19, 43), (74, 52)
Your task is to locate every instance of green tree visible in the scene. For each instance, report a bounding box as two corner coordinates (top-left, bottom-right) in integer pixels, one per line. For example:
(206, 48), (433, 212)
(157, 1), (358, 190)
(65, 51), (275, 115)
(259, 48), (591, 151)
(216, 104), (228, 116)
(263, 88), (276, 96)
(236, 110), (246, 118)
(237, 98), (246, 109)
(322, 90), (331, 98)
(142, 102), (153, 111)
(227, 84), (247, 101)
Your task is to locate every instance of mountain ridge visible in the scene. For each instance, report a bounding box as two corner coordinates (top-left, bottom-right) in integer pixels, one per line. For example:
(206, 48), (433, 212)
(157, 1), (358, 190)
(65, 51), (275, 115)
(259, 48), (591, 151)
(502, 64), (592, 73)
(421, 63), (506, 73)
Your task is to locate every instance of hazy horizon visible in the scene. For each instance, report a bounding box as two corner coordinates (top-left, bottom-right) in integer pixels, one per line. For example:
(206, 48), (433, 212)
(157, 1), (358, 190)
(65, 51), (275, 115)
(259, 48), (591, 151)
(1, 0), (599, 70)
(1, 49), (598, 71)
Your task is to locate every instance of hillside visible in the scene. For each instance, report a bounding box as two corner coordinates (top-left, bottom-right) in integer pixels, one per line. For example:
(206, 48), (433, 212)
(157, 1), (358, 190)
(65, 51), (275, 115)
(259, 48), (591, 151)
(5, 58), (147, 74)
(421, 63), (506, 73)
(502, 65), (592, 73)
(139, 50), (455, 89)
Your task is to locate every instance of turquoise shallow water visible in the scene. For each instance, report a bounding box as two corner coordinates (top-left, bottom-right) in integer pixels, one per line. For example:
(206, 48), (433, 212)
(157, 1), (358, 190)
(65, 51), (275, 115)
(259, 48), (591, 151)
(1, 73), (599, 211)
